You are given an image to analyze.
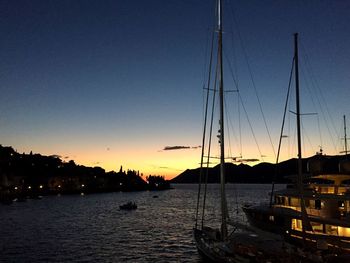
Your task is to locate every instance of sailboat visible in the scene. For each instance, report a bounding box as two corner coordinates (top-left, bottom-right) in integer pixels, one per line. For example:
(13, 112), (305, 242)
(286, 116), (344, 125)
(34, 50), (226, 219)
(192, 2), (319, 262)
(243, 34), (350, 257)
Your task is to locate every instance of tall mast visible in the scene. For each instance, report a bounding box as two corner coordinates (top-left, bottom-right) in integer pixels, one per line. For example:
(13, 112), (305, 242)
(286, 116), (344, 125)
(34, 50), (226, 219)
(344, 115), (348, 156)
(294, 33), (311, 236)
(218, 0), (228, 240)
(294, 33), (303, 189)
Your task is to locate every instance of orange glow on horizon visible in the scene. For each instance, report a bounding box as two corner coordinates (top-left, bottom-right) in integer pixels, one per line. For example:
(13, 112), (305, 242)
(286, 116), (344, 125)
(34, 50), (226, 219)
(9, 135), (342, 181)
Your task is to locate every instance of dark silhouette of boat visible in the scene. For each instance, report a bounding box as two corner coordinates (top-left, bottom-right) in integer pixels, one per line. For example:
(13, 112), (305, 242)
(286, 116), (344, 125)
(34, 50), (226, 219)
(119, 201), (137, 210)
(243, 34), (350, 257)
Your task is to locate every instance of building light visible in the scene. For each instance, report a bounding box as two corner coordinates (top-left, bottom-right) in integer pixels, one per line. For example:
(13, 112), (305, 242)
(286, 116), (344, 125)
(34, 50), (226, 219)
(39, 185), (43, 189)
(28, 186), (31, 189)
(58, 185), (61, 188)
(81, 184), (85, 187)
(14, 186), (18, 190)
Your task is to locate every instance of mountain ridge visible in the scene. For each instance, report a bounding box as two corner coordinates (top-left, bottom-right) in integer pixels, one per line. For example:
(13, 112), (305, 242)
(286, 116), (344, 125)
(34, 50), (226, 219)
(170, 154), (350, 184)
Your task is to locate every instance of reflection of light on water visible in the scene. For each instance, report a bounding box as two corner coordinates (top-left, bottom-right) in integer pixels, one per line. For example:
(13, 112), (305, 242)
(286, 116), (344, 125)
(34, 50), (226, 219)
(0, 184), (280, 262)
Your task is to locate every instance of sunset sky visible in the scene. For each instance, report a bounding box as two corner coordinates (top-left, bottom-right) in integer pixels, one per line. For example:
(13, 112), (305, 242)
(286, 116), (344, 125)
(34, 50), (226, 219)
(0, 0), (349, 179)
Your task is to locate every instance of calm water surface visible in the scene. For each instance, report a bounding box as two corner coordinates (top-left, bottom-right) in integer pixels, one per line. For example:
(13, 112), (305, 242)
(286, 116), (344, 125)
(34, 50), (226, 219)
(0, 184), (284, 262)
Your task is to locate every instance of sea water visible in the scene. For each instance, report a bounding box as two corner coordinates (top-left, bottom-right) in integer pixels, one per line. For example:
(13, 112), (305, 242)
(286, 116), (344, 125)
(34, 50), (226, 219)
(0, 184), (284, 262)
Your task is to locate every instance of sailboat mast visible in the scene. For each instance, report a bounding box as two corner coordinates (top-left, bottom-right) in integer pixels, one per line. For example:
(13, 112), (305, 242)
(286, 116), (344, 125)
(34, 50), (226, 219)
(294, 33), (303, 181)
(218, 0), (228, 240)
(344, 115), (348, 156)
(294, 33), (312, 238)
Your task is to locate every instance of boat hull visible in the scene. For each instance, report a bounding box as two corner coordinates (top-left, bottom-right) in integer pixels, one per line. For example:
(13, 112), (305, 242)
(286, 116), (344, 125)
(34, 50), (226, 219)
(242, 204), (291, 235)
(194, 228), (250, 263)
(243, 204), (350, 254)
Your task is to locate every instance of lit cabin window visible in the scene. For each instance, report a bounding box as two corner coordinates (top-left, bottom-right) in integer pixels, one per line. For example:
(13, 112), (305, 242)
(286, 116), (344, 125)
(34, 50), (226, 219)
(292, 219), (303, 231)
(325, 225), (338, 235)
(269, 215), (274, 221)
(338, 227), (350, 237)
(290, 198), (300, 207)
(311, 222), (323, 233)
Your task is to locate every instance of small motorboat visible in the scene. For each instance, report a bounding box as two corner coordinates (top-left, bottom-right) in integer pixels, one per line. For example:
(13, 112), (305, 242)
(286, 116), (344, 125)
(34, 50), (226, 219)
(119, 201), (137, 210)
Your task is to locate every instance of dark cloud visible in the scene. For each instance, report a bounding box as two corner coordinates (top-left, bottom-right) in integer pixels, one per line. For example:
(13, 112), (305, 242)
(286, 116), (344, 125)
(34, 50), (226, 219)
(162, 145), (201, 151)
(237, 158), (259, 163)
(163, 146), (191, 151)
(191, 145), (202, 149)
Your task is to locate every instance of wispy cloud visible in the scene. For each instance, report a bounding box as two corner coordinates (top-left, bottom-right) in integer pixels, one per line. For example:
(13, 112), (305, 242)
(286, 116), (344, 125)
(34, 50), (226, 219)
(191, 145), (201, 149)
(161, 145), (201, 151)
(236, 158), (260, 163)
(150, 164), (183, 171)
(163, 146), (190, 151)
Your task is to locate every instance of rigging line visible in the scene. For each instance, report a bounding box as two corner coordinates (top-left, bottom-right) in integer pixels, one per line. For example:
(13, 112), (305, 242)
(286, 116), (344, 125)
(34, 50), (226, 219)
(223, 53), (243, 157)
(201, 28), (211, 89)
(224, 92), (240, 158)
(299, 67), (326, 154)
(300, 52), (337, 153)
(238, 90), (242, 156)
(201, 49), (219, 228)
(317, 115), (323, 152)
(270, 58), (294, 206)
(301, 43), (338, 149)
(225, 52), (264, 161)
(237, 92), (264, 161)
(301, 121), (315, 155)
(196, 29), (215, 229)
(302, 43), (338, 137)
(228, 2), (276, 159)
(336, 119), (341, 153)
(223, 52), (239, 89)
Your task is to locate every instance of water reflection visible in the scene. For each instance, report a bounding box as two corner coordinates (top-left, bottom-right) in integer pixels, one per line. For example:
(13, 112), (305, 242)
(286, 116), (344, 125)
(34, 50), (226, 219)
(0, 184), (284, 262)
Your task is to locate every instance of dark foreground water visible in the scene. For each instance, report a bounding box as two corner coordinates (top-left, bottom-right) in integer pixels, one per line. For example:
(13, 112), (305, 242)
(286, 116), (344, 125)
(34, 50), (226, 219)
(0, 184), (284, 262)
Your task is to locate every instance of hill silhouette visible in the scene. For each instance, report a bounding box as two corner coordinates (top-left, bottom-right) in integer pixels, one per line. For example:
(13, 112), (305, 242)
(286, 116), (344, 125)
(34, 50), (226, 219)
(170, 154), (350, 184)
(0, 145), (170, 201)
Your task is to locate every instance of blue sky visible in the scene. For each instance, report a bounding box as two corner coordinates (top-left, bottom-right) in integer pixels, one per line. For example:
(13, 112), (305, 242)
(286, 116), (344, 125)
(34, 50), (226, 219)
(0, 0), (349, 178)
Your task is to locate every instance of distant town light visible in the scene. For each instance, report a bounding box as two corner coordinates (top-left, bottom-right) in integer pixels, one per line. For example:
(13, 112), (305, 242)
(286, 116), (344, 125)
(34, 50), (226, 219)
(39, 185), (43, 189)
(81, 184), (85, 187)
(28, 186), (31, 189)
(120, 183), (123, 186)
(14, 186), (18, 190)
(58, 185), (61, 188)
